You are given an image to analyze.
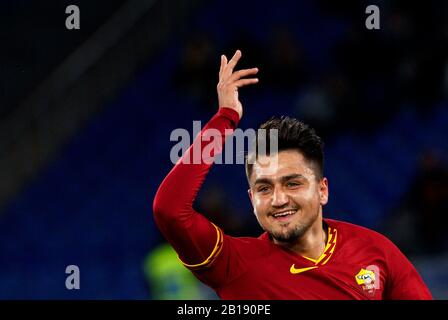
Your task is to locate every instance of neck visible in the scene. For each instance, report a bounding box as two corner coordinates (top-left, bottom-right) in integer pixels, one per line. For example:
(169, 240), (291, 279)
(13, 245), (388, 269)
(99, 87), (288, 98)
(275, 216), (327, 260)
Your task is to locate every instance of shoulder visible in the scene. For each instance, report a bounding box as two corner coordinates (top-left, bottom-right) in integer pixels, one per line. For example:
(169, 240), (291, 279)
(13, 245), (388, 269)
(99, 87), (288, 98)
(326, 218), (398, 250)
(224, 232), (272, 248)
(221, 232), (273, 259)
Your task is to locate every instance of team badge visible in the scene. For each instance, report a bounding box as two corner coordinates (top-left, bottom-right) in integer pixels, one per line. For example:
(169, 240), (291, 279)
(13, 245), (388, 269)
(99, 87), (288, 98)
(355, 266), (380, 297)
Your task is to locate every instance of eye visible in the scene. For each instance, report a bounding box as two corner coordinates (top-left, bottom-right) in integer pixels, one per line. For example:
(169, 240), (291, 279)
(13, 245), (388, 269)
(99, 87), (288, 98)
(286, 182), (301, 188)
(257, 186), (271, 193)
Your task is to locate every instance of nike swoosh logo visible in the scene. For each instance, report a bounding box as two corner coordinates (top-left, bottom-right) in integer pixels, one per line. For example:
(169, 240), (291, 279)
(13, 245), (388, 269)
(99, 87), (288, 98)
(290, 264), (318, 274)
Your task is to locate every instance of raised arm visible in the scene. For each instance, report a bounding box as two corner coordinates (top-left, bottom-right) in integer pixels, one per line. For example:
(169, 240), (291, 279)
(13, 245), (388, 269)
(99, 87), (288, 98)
(152, 50), (258, 268)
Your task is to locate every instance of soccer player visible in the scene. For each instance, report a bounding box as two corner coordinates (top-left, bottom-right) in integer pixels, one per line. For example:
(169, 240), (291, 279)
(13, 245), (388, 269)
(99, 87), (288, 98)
(153, 50), (432, 299)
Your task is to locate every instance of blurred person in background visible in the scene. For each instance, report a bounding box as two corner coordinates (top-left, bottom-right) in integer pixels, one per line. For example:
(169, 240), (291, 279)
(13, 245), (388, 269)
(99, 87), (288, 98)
(143, 242), (216, 299)
(380, 151), (448, 257)
(405, 151), (448, 255)
(173, 31), (217, 110)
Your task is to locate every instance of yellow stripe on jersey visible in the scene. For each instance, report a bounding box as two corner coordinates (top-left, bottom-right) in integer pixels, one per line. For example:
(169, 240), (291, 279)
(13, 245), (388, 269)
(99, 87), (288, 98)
(301, 226), (338, 266)
(315, 226), (334, 264)
(179, 223), (224, 269)
(302, 255), (318, 263)
(320, 228), (337, 266)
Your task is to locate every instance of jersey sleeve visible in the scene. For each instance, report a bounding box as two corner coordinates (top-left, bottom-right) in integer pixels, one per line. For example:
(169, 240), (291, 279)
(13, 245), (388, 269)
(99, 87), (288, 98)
(384, 240), (433, 299)
(152, 107), (239, 271)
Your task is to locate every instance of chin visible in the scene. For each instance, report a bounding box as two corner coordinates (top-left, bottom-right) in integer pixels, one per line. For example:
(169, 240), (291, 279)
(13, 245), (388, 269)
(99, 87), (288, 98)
(271, 228), (302, 243)
(271, 222), (310, 243)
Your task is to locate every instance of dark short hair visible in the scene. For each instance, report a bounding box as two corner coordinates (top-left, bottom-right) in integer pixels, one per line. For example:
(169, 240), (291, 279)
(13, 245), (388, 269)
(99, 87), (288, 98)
(245, 116), (324, 183)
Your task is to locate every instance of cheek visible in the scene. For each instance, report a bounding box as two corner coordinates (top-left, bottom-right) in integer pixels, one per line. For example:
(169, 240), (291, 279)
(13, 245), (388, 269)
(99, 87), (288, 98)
(253, 196), (263, 208)
(291, 188), (319, 207)
(253, 196), (269, 214)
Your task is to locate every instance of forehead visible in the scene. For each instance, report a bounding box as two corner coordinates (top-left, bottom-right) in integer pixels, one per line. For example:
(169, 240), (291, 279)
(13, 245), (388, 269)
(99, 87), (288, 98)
(250, 150), (315, 182)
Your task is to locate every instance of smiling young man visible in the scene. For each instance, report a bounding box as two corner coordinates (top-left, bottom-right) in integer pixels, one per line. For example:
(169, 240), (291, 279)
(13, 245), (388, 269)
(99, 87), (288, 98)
(153, 50), (432, 299)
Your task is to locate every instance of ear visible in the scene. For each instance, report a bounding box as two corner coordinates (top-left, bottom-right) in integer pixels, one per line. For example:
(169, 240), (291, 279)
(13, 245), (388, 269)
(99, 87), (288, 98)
(319, 177), (329, 205)
(247, 188), (254, 206)
(248, 188), (258, 217)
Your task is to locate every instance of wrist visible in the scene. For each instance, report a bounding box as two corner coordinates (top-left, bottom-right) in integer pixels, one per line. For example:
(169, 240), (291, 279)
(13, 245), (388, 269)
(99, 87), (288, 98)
(218, 107), (241, 127)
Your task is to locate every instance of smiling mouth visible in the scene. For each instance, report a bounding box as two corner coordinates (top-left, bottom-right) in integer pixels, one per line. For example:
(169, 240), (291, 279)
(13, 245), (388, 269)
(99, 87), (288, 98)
(272, 210), (297, 220)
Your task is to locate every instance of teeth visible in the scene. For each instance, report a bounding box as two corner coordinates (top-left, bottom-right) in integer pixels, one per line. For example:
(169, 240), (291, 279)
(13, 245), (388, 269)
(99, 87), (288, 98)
(273, 210), (296, 218)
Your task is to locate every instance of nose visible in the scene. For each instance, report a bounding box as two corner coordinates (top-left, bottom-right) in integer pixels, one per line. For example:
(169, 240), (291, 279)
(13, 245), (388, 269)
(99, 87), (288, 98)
(271, 186), (289, 208)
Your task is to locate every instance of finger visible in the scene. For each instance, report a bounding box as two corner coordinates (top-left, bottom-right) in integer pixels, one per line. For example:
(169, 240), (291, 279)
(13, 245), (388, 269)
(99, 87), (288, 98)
(220, 55), (228, 79)
(219, 55), (227, 76)
(226, 50), (242, 74)
(230, 68), (259, 81)
(234, 78), (259, 88)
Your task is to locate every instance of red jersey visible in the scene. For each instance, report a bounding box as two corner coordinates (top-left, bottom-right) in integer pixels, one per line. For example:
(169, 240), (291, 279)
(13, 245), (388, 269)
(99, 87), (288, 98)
(153, 107), (432, 300)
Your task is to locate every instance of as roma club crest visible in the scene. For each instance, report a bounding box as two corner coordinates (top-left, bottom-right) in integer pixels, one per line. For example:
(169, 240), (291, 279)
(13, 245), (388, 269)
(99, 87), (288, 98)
(355, 265), (380, 297)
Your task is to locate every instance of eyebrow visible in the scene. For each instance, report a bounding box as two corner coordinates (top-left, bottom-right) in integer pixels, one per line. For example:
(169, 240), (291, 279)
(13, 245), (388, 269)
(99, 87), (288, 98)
(253, 174), (306, 186)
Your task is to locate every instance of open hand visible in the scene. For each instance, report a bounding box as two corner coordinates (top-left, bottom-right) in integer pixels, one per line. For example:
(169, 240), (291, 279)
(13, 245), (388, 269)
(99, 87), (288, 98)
(217, 50), (259, 119)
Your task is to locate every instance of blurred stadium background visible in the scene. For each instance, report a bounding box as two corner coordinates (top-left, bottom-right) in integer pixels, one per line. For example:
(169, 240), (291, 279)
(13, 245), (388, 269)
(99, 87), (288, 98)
(0, 0), (447, 299)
